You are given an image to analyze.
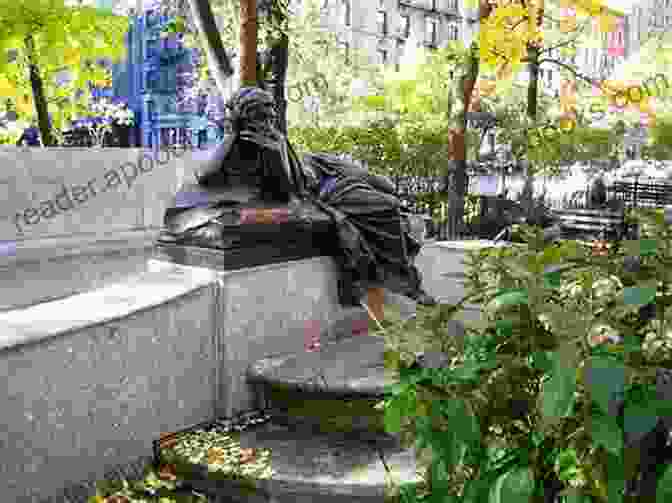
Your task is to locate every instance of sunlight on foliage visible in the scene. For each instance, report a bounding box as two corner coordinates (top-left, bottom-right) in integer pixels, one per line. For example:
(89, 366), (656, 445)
(376, 209), (672, 502)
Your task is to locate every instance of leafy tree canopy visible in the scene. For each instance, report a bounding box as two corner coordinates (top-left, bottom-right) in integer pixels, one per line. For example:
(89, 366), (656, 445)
(0, 0), (128, 129)
(179, 0), (382, 126)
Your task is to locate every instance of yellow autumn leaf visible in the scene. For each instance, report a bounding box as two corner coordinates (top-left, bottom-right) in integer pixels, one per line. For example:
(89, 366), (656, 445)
(560, 13), (577, 33)
(0, 76), (17, 98)
(16, 101), (32, 115)
(598, 13), (616, 33)
(478, 78), (497, 97)
(63, 47), (80, 66)
(528, 7), (537, 34)
(577, 0), (606, 16)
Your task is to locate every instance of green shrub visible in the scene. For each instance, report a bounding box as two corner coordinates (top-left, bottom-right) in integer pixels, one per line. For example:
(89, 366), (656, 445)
(378, 209), (672, 502)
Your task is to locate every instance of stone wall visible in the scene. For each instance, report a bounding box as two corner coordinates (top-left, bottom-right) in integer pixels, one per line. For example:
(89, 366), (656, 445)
(0, 257), (344, 502)
(0, 261), (221, 502)
(0, 147), (207, 310)
(0, 147), (195, 243)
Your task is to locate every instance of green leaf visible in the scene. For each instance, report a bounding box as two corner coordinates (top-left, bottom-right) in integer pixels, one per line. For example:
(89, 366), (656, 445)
(623, 402), (659, 442)
(559, 488), (593, 502)
(384, 349), (403, 372)
(543, 270), (562, 289)
(384, 391), (416, 433)
(606, 451), (625, 503)
(435, 430), (467, 470)
(399, 482), (419, 503)
(440, 399), (481, 448)
(364, 95), (386, 109)
(622, 286), (656, 305)
(589, 414), (623, 456)
(495, 319), (514, 337)
(463, 471), (502, 503)
(622, 334), (642, 355)
(657, 463), (672, 502)
(584, 357), (626, 413)
(651, 398), (672, 417)
(539, 245), (564, 266)
(623, 238), (658, 257)
(539, 346), (578, 426)
(529, 351), (553, 373)
(488, 290), (529, 312)
(489, 466), (535, 503)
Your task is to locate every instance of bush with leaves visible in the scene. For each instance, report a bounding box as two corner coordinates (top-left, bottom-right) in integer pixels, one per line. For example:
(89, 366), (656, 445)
(377, 209), (672, 502)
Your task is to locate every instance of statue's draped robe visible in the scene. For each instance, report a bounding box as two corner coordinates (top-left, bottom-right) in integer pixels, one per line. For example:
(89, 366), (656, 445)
(161, 138), (424, 307)
(302, 153), (423, 306)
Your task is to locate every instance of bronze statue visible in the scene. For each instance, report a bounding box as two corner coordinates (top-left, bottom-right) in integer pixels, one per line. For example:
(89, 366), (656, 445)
(160, 87), (321, 243)
(158, 86), (435, 306)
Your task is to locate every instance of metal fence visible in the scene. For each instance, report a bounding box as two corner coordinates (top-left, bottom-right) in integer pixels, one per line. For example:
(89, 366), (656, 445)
(394, 175), (491, 240)
(609, 179), (672, 208)
(394, 175), (444, 214)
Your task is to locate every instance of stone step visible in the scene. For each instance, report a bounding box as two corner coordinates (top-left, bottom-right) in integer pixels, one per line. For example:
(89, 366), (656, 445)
(247, 335), (391, 399)
(323, 305), (369, 342)
(161, 420), (421, 503)
(246, 335), (392, 435)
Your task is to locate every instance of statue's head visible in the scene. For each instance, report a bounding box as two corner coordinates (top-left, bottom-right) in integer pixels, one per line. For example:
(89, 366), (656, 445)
(227, 87), (277, 133)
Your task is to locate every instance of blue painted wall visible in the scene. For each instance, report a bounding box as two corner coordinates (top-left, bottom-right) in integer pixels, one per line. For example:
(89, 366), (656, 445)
(101, 7), (224, 148)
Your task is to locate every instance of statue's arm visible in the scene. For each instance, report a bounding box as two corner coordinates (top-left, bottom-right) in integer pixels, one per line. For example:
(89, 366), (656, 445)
(193, 133), (236, 185)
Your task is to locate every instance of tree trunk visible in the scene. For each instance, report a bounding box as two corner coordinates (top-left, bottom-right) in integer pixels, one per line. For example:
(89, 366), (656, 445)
(441, 0), (496, 239)
(24, 35), (54, 147)
(444, 42), (479, 239)
(240, 0), (258, 86)
(186, 0), (234, 99)
(522, 4), (543, 221)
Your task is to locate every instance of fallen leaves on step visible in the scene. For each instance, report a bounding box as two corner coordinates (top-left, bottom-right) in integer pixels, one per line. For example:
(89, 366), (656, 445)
(158, 463), (178, 481)
(240, 448), (257, 464)
(207, 447), (229, 465)
(159, 434), (178, 450)
(304, 320), (321, 352)
(351, 317), (369, 336)
(103, 496), (131, 503)
(591, 240), (611, 257)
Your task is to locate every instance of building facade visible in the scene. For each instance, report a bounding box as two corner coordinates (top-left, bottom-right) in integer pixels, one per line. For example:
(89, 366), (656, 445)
(626, 0), (672, 56)
(317, 0), (466, 71)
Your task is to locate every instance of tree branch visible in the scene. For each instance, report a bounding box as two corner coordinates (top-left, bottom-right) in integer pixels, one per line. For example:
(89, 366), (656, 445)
(537, 57), (600, 88)
(540, 28), (586, 56)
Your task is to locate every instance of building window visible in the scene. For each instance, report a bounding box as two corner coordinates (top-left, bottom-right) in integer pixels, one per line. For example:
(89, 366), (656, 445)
(447, 0), (457, 9)
(400, 14), (411, 38)
(667, 16), (671, 26)
(377, 49), (388, 65)
(447, 22), (458, 40)
(546, 69), (552, 86)
(425, 16), (438, 45)
(377, 10), (388, 35)
(342, 0), (351, 26)
(396, 40), (404, 71)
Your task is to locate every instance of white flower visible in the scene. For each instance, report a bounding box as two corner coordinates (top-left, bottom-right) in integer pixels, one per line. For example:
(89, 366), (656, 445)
(593, 276), (622, 299)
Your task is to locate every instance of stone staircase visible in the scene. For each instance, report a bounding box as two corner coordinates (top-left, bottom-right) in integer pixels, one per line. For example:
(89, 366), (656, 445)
(153, 304), (423, 503)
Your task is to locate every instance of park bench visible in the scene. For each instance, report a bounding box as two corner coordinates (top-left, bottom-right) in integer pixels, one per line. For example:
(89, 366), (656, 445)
(552, 207), (626, 241)
(611, 179), (672, 207)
